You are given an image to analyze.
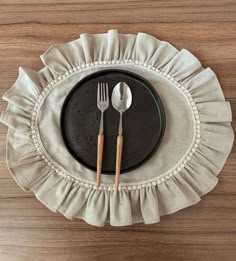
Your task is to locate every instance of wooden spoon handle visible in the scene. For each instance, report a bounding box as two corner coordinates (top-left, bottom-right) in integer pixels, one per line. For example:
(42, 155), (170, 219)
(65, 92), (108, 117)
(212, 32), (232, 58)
(115, 135), (123, 190)
(96, 133), (104, 187)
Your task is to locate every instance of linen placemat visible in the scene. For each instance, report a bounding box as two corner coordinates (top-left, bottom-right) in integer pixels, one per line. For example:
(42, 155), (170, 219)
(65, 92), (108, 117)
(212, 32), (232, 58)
(0, 29), (233, 226)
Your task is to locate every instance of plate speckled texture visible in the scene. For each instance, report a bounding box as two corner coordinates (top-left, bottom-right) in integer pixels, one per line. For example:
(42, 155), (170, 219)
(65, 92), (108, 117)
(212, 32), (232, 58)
(60, 69), (165, 174)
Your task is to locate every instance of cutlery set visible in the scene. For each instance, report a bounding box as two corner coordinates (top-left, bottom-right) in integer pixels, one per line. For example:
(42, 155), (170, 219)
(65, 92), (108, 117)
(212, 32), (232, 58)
(96, 82), (132, 189)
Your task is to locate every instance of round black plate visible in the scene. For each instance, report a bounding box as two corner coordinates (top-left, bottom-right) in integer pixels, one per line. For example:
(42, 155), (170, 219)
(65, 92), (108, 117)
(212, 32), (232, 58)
(61, 69), (165, 174)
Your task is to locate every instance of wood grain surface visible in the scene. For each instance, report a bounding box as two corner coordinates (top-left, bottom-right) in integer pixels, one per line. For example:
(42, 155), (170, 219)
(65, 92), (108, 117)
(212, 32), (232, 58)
(0, 1), (236, 260)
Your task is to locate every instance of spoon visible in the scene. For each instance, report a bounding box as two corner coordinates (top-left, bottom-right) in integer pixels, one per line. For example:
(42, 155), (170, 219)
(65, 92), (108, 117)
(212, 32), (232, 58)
(111, 82), (132, 189)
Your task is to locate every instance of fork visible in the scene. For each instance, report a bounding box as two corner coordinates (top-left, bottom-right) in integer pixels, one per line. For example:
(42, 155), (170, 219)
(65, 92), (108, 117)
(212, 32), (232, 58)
(96, 82), (109, 187)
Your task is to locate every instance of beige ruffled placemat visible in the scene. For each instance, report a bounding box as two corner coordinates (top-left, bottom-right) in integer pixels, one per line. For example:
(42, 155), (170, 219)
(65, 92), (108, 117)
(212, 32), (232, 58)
(0, 29), (234, 226)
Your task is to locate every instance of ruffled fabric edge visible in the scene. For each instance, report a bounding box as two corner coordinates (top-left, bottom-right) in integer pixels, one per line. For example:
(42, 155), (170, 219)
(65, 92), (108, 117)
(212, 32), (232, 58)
(0, 29), (234, 226)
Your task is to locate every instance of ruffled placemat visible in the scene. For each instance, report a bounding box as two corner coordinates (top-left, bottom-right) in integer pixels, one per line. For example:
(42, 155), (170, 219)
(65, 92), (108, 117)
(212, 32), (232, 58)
(0, 29), (234, 226)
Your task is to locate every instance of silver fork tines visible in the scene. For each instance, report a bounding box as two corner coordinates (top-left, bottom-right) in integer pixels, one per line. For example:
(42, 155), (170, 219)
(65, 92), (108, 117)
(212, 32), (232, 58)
(97, 83), (109, 134)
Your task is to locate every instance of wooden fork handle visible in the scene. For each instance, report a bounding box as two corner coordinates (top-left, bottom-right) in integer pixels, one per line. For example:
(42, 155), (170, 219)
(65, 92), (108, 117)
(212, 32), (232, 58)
(115, 135), (123, 190)
(96, 133), (104, 187)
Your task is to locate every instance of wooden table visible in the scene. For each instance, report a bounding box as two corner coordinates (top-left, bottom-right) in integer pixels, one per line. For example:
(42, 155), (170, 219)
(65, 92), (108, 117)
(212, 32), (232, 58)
(0, 1), (235, 260)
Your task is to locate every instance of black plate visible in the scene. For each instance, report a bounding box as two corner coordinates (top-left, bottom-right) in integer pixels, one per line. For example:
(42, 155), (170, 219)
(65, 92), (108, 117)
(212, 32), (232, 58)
(60, 69), (165, 174)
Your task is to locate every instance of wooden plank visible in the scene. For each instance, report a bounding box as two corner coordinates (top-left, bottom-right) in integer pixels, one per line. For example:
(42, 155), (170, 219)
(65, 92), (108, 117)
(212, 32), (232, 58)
(0, 228), (235, 261)
(0, 1), (235, 24)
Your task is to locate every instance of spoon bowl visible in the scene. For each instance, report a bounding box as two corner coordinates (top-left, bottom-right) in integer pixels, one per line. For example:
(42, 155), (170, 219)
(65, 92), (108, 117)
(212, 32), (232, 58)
(112, 82), (132, 114)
